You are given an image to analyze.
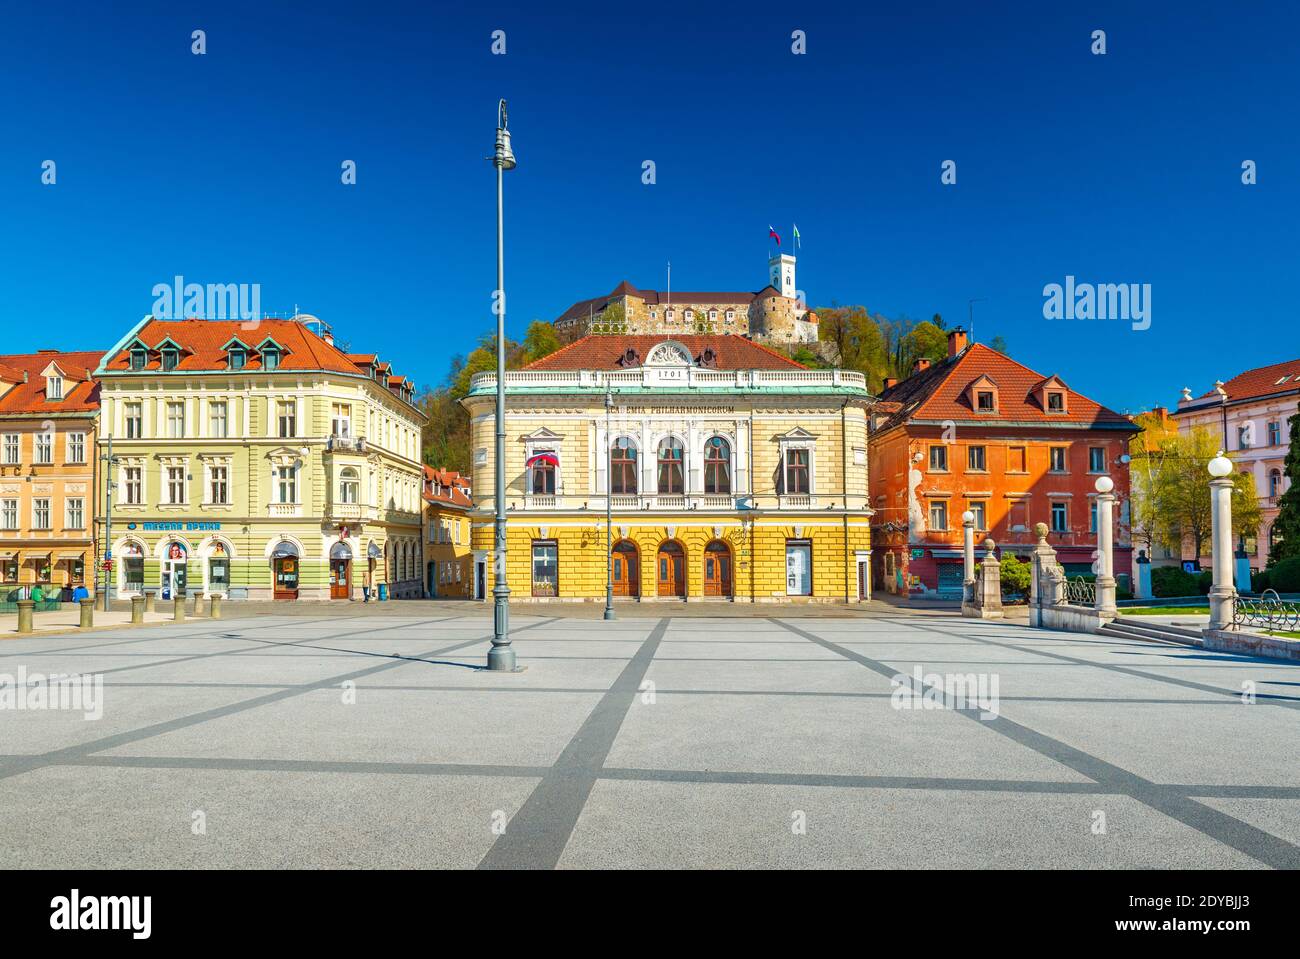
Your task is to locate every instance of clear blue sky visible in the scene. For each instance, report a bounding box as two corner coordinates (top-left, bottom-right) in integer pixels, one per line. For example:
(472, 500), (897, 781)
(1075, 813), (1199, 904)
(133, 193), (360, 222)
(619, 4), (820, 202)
(2, 0), (1296, 413)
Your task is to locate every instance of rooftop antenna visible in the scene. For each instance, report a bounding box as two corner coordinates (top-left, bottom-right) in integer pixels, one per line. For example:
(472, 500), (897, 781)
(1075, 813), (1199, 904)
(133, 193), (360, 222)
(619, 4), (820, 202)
(968, 298), (986, 342)
(667, 261), (671, 308)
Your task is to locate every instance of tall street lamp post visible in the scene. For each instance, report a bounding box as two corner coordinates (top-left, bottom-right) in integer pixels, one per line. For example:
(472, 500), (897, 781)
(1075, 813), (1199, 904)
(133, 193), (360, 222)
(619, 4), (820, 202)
(1207, 450), (1236, 630)
(604, 385), (615, 621)
(488, 99), (517, 671)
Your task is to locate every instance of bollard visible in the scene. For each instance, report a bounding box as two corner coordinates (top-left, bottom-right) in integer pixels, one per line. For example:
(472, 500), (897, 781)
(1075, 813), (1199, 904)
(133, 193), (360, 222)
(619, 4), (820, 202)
(17, 599), (34, 634)
(193, 594), (206, 617)
(79, 598), (94, 629)
(131, 595), (145, 624)
(144, 591), (156, 613)
(173, 596), (186, 622)
(210, 595), (222, 619)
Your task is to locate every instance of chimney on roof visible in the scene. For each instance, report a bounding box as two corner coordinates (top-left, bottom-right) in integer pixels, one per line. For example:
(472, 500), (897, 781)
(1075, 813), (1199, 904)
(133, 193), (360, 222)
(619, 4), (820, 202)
(323, 331), (334, 346)
(912, 357), (931, 374)
(947, 326), (968, 357)
(883, 376), (899, 390)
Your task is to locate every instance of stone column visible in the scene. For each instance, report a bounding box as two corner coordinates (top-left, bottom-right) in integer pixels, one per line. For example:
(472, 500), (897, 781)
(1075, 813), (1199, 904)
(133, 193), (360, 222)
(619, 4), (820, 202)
(193, 594), (206, 617)
(1208, 454), (1236, 630)
(131, 595), (145, 624)
(173, 595), (186, 623)
(1029, 523), (1058, 627)
(17, 599), (34, 634)
(210, 595), (222, 619)
(1094, 477), (1117, 618)
(79, 598), (94, 629)
(144, 591), (156, 613)
(973, 538), (1004, 619)
(961, 511), (976, 605)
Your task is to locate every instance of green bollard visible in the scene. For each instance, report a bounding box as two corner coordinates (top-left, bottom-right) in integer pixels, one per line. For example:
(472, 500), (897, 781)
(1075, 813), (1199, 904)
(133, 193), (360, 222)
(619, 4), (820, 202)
(17, 599), (34, 634)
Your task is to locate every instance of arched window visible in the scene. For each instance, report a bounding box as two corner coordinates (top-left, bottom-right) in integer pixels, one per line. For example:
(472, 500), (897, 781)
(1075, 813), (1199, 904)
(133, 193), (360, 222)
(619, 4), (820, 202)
(611, 437), (638, 494)
(704, 437), (731, 494)
(657, 437), (684, 494)
(339, 467), (359, 504)
(1270, 469), (1282, 498)
(529, 452), (557, 494)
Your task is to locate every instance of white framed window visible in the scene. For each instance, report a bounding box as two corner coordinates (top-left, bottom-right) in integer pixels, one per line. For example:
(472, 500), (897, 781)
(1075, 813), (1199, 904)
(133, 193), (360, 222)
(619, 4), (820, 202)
(209, 464), (229, 505)
(339, 467), (359, 504)
(332, 403), (352, 438)
(34, 433), (52, 464)
(929, 500), (948, 531)
(67, 432), (86, 463)
(33, 498), (51, 530)
(125, 402), (143, 439)
(209, 401), (228, 438)
(276, 464), (298, 503)
(123, 466), (143, 505)
(278, 401), (296, 438)
(968, 501), (987, 531)
(47, 375), (63, 400)
(1, 433), (17, 464)
(65, 497), (84, 529)
(1, 499), (17, 530)
(166, 466), (186, 504)
(167, 402), (185, 438)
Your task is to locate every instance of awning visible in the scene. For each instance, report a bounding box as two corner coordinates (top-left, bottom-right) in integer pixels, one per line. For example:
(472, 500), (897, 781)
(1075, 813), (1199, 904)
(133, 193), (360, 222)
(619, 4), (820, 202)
(56, 552), (86, 561)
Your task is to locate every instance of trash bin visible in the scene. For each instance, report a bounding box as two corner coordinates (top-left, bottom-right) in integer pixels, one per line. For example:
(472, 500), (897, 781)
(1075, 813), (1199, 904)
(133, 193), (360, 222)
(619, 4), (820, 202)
(378, 583), (388, 602)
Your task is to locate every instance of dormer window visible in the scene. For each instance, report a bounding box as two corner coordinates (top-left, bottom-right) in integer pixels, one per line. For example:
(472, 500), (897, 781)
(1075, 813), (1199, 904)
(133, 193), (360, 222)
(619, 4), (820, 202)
(965, 374), (1000, 414)
(262, 348), (280, 371)
(1046, 391), (1065, 411)
(161, 349), (179, 372)
(47, 376), (63, 400)
(1034, 376), (1069, 413)
(129, 349), (146, 371)
(976, 391), (995, 411)
(229, 349), (246, 370)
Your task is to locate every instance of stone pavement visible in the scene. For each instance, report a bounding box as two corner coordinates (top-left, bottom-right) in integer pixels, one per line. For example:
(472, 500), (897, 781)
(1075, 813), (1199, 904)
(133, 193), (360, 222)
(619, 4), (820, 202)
(0, 606), (1296, 869)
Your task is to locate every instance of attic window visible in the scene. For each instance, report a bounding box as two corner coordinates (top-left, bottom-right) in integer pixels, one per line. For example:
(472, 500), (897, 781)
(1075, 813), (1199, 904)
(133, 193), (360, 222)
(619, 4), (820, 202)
(129, 349), (147, 371)
(263, 348), (280, 371)
(229, 349), (246, 371)
(1046, 391), (1065, 412)
(161, 349), (179, 372)
(976, 391), (996, 411)
(47, 376), (63, 400)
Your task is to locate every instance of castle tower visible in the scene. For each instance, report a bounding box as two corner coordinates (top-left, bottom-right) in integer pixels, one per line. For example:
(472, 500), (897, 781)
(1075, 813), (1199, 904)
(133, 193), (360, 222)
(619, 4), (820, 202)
(768, 253), (796, 299)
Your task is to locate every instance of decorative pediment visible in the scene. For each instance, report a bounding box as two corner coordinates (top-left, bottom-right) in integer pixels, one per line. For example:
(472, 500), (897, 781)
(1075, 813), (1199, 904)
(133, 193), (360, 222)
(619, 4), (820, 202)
(255, 336), (290, 355)
(153, 336), (187, 353)
(778, 426), (818, 443)
(645, 340), (692, 367)
(522, 427), (563, 443)
(220, 336), (250, 352)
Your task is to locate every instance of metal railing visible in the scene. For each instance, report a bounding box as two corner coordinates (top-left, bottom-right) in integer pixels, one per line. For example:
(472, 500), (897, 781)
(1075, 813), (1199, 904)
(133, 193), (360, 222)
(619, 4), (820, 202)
(1232, 589), (1300, 633)
(1064, 576), (1096, 607)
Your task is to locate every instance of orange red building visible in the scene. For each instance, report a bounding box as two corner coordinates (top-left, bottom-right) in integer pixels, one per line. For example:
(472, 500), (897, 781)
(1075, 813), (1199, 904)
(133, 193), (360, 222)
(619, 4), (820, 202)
(869, 329), (1138, 599)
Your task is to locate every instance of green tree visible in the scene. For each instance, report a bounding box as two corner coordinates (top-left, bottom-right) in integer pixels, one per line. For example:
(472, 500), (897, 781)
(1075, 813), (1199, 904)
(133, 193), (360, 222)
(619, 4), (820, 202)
(1268, 402), (1300, 565)
(901, 319), (947, 369)
(988, 335), (1009, 355)
(1156, 427), (1262, 560)
(521, 320), (561, 365)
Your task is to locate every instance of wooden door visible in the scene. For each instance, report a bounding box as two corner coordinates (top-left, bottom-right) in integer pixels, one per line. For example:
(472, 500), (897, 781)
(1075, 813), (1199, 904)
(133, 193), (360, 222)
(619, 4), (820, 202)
(330, 559), (350, 599)
(612, 544), (638, 597)
(274, 557), (300, 600)
(703, 543), (732, 597)
(657, 543), (685, 596)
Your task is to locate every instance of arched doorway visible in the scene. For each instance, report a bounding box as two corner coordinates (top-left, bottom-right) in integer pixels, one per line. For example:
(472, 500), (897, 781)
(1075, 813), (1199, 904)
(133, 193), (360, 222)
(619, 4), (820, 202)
(272, 540), (300, 600)
(703, 540), (733, 597)
(330, 541), (353, 600)
(612, 540), (640, 597)
(161, 541), (188, 601)
(656, 541), (686, 597)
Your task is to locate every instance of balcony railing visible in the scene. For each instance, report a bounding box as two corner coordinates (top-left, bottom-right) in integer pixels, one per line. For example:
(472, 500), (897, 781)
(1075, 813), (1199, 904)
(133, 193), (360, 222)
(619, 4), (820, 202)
(326, 434), (367, 453)
(267, 503), (302, 518)
(505, 493), (836, 512)
(469, 367), (868, 394)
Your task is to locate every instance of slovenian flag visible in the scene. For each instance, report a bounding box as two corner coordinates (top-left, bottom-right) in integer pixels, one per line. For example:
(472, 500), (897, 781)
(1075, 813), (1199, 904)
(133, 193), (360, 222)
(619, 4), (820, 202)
(525, 451), (558, 469)
(768, 225), (781, 246)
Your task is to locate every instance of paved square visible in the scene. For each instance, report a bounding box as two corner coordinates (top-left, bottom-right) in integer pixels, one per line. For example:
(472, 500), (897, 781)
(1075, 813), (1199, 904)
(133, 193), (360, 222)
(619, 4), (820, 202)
(0, 605), (1297, 869)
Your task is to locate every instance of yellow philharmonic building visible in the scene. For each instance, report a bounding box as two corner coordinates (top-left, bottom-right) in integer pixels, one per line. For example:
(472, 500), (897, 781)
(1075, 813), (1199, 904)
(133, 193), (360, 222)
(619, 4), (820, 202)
(463, 335), (874, 604)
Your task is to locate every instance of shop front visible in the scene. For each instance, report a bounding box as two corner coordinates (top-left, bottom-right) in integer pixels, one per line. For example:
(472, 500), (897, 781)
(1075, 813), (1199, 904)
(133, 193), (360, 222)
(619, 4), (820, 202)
(271, 540), (300, 600)
(329, 540), (353, 600)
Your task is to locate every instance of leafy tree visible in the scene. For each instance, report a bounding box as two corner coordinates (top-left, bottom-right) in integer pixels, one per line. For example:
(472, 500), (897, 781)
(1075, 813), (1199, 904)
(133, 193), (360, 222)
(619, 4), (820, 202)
(988, 335), (1009, 355)
(998, 554), (1031, 597)
(1268, 402), (1300, 565)
(1156, 426), (1261, 560)
(521, 320), (561, 365)
(1127, 410), (1180, 562)
(901, 319), (947, 370)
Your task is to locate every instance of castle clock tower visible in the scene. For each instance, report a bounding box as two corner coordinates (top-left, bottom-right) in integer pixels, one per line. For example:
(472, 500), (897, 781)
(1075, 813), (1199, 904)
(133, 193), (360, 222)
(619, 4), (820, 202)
(769, 253), (797, 299)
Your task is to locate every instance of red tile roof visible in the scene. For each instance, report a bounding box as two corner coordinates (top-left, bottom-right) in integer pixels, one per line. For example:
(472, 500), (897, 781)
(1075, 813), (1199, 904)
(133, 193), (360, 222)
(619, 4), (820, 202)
(875, 343), (1133, 431)
(1186, 357), (1300, 407)
(523, 334), (805, 371)
(0, 351), (103, 415)
(104, 318), (365, 375)
(422, 465), (473, 509)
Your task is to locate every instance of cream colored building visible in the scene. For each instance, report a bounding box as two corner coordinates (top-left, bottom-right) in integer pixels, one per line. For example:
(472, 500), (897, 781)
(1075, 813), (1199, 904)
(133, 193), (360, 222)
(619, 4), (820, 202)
(463, 334), (873, 603)
(93, 317), (426, 601)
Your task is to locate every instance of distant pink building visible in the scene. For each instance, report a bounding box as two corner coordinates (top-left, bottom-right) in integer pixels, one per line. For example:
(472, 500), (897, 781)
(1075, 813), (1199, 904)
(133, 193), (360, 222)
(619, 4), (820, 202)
(1173, 358), (1299, 569)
